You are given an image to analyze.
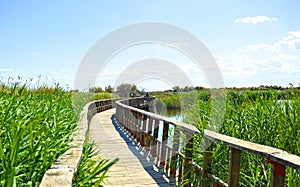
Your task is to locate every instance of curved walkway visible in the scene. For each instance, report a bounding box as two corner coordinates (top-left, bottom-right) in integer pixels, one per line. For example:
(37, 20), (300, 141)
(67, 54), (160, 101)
(88, 109), (169, 187)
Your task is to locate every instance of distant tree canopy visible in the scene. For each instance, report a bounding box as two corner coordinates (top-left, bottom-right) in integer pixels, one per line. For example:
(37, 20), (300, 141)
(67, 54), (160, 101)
(172, 86), (195, 92)
(169, 85), (298, 92)
(116, 83), (141, 97)
(89, 87), (103, 93)
(105, 85), (113, 93)
(89, 85), (114, 93)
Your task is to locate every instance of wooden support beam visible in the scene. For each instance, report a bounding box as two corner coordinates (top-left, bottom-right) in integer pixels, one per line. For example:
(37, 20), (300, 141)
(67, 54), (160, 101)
(202, 137), (212, 187)
(170, 125), (180, 185)
(228, 147), (241, 187)
(160, 121), (169, 172)
(145, 117), (153, 151)
(184, 135), (193, 187)
(178, 153), (184, 185)
(268, 159), (286, 187)
(134, 112), (140, 141)
(152, 119), (160, 158)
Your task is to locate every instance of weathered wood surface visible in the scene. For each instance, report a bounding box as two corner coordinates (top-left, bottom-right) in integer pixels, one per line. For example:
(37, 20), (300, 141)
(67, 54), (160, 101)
(228, 148), (241, 187)
(88, 109), (169, 187)
(116, 98), (300, 187)
(204, 129), (300, 170)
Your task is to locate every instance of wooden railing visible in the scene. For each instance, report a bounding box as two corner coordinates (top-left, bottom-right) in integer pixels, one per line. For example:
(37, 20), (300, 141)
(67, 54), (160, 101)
(115, 97), (300, 187)
(87, 98), (119, 121)
(40, 98), (118, 187)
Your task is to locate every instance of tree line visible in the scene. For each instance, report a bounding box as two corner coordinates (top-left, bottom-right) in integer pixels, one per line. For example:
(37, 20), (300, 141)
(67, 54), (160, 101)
(71, 83), (300, 96)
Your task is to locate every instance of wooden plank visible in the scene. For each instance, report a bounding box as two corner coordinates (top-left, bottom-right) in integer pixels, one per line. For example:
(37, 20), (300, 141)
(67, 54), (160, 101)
(269, 160), (286, 187)
(128, 109), (134, 133)
(134, 111), (140, 141)
(89, 109), (168, 186)
(151, 119), (159, 156)
(146, 117), (153, 150)
(228, 148), (241, 187)
(118, 98), (300, 173)
(160, 122), (169, 172)
(170, 125), (180, 185)
(202, 137), (212, 187)
(116, 100), (200, 133)
(183, 135), (193, 187)
(141, 114), (147, 147)
(116, 98), (300, 187)
(178, 153), (184, 185)
(204, 129), (300, 170)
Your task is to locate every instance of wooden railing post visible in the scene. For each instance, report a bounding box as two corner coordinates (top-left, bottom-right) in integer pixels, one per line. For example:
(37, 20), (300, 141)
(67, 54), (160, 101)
(127, 110), (133, 133)
(202, 137), (212, 187)
(115, 99), (300, 187)
(141, 114), (147, 147)
(268, 160), (286, 187)
(137, 113), (142, 143)
(160, 121), (169, 172)
(124, 108), (129, 129)
(146, 117), (153, 151)
(126, 108), (131, 131)
(170, 125), (180, 185)
(178, 154), (183, 185)
(134, 111), (140, 141)
(130, 110), (135, 134)
(228, 147), (241, 187)
(152, 119), (160, 159)
(184, 134), (193, 187)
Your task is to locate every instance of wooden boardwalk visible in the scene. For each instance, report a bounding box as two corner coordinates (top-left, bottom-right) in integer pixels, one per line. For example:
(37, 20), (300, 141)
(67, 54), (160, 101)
(88, 109), (170, 187)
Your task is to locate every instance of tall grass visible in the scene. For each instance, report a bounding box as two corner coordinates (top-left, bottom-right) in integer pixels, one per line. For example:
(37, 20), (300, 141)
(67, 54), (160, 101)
(72, 142), (118, 187)
(0, 83), (77, 186)
(152, 92), (181, 109)
(0, 83), (119, 186)
(202, 90), (299, 186)
(156, 89), (300, 186)
(94, 92), (119, 100)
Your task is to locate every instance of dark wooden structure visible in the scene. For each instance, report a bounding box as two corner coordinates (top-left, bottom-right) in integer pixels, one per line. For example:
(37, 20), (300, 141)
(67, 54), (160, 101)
(113, 97), (300, 187)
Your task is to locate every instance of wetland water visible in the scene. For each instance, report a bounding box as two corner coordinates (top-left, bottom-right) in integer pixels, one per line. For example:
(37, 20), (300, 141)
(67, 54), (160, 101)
(152, 108), (184, 147)
(154, 108), (184, 122)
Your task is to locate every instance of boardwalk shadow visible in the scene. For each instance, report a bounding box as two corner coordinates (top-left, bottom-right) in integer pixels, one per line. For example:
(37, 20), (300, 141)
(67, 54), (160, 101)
(111, 114), (171, 187)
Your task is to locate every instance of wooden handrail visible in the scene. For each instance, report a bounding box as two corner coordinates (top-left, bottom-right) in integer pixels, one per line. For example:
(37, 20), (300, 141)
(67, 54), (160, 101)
(115, 97), (300, 187)
(204, 129), (300, 170)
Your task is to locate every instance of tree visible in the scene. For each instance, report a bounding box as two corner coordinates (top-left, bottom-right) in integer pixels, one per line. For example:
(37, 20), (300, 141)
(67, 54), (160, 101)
(105, 85), (113, 93)
(116, 84), (133, 97)
(116, 83), (141, 97)
(173, 86), (180, 92)
(182, 86), (193, 92)
(89, 87), (103, 93)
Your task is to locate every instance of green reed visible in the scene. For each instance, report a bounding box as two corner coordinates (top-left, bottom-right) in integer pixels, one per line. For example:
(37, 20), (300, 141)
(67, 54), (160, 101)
(0, 83), (77, 186)
(72, 142), (118, 187)
(157, 89), (300, 186)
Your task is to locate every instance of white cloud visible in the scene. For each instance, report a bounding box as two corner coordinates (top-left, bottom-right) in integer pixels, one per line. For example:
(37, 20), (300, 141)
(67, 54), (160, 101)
(244, 44), (280, 52)
(234, 15), (278, 24)
(274, 31), (300, 50)
(216, 30), (300, 87)
(244, 30), (300, 53)
(0, 68), (13, 73)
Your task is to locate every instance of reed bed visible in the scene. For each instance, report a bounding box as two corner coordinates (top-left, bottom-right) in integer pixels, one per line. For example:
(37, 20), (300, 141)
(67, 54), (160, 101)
(0, 83), (77, 186)
(157, 89), (300, 186)
(0, 83), (116, 186)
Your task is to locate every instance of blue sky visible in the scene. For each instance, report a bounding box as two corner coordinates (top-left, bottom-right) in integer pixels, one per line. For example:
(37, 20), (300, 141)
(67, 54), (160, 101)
(1, 1), (300, 90)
